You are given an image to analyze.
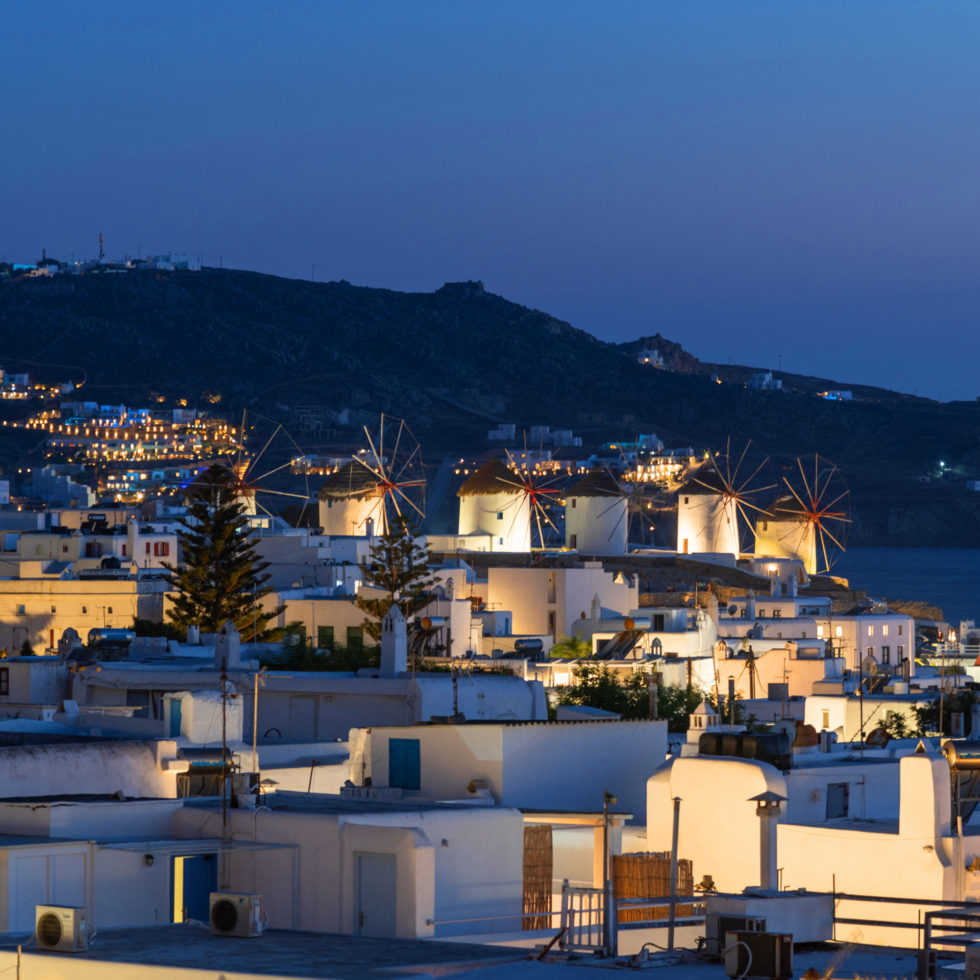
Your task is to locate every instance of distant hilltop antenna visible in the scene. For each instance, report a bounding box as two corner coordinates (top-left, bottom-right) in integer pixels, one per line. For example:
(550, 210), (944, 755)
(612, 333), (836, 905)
(98, 233), (104, 262)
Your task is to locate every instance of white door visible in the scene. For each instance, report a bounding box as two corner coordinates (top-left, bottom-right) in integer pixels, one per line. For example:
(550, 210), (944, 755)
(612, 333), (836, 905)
(12, 856), (48, 932)
(355, 852), (397, 938)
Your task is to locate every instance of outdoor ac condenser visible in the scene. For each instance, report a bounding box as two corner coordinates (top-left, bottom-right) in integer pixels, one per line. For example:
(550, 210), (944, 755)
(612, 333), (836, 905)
(209, 892), (264, 938)
(35, 905), (89, 953)
(705, 914), (765, 958)
(724, 931), (793, 980)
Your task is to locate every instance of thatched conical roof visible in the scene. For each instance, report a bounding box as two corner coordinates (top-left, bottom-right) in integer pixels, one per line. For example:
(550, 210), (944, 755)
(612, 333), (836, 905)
(677, 464), (728, 496)
(567, 468), (622, 498)
(318, 460), (382, 501)
(457, 459), (522, 497)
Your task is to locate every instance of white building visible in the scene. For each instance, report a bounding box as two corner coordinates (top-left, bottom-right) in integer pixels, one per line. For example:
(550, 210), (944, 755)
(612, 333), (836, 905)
(348, 716), (667, 821)
(481, 562), (637, 639)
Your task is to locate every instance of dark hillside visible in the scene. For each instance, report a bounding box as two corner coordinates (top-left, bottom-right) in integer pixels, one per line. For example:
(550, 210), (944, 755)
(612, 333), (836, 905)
(2, 268), (980, 544)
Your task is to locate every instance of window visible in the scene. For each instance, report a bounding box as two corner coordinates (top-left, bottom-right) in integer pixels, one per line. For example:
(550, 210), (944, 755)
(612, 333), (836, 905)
(0, 668), (8, 696)
(346, 626), (363, 651)
(826, 782), (849, 819)
(569, 534), (577, 549)
(317, 626), (334, 650)
(62, 545), (69, 554)
(107, 607), (113, 615)
(867, 646), (874, 659)
(821, 709), (830, 729)
(153, 542), (170, 557)
(867, 625), (874, 637)
(50, 606), (56, 614)
(571, 499), (576, 508)
(898, 645), (904, 660)
(882, 625), (889, 637)
(389, 738), (420, 790)
(817, 625), (825, 639)
(82, 606), (87, 615)
(653, 614), (665, 632)
(496, 512), (503, 520)
(772, 609), (782, 618)
(121, 544), (127, 556)
(898, 624), (903, 636)
(145, 543), (151, 555)
(16, 605), (24, 615)
(882, 646), (891, 664)
(835, 626), (843, 638)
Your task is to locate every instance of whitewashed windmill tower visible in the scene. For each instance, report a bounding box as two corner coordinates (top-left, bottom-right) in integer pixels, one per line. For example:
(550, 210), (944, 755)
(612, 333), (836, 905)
(457, 459), (530, 552)
(676, 465), (741, 557)
(564, 468), (628, 555)
(318, 461), (384, 536)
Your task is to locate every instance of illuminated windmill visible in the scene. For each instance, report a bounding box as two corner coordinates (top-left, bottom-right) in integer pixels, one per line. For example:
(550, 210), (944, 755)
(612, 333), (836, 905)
(565, 468), (628, 554)
(318, 414), (426, 536)
(676, 441), (774, 557)
(213, 411), (312, 525)
(500, 450), (564, 549)
(457, 458), (530, 552)
(754, 454), (850, 574)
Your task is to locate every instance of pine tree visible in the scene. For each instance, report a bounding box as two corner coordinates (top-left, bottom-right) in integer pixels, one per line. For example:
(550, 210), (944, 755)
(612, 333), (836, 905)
(353, 518), (439, 642)
(164, 465), (284, 642)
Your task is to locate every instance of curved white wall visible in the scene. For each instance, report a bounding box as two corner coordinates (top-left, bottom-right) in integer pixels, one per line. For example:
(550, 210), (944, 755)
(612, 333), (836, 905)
(319, 494), (382, 536)
(458, 492), (530, 552)
(565, 495), (628, 554)
(676, 493), (740, 556)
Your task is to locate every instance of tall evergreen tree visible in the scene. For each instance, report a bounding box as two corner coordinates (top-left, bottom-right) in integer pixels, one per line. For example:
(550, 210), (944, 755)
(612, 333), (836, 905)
(354, 518), (439, 641)
(164, 465), (284, 642)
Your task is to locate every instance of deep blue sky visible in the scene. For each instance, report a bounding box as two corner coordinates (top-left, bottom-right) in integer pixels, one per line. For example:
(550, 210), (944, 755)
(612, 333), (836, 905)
(3, 2), (978, 400)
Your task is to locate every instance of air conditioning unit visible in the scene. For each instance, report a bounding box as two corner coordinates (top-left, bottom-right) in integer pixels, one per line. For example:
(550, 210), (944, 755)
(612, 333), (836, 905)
(724, 931), (793, 980)
(209, 892), (263, 938)
(704, 914), (766, 958)
(35, 905), (89, 953)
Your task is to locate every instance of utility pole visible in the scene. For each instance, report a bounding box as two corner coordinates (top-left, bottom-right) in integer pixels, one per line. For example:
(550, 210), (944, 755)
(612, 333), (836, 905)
(667, 797), (681, 950)
(221, 648), (229, 842)
(602, 790), (618, 957)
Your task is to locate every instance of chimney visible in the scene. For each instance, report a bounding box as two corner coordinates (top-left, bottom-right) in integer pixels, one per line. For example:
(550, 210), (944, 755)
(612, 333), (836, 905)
(215, 621), (241, 670)
(380, 605), (407, 677)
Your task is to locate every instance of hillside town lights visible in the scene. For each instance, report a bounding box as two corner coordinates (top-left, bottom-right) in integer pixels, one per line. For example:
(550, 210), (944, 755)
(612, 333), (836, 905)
(750, 790), (787, 891)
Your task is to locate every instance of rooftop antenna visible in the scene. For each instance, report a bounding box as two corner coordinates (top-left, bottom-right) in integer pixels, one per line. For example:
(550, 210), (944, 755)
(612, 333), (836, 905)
(98, 233), (104, 262)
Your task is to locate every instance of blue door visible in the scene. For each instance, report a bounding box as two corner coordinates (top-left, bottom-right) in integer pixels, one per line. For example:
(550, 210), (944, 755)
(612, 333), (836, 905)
(168, 699), (182, 737)
(388, 738), (420, 790)
(174, 853), (217, 922)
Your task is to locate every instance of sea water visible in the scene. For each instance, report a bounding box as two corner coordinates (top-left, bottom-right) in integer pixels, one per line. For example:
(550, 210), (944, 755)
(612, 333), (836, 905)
(834, 547), (980, 626)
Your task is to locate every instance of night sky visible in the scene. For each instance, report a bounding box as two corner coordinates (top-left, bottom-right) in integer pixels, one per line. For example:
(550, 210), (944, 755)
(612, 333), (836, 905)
(3, 2), (979, 400)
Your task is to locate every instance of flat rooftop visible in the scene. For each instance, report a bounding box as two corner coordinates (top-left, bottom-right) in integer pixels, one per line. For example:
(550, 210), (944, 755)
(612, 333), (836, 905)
(14, 923), (518, 979)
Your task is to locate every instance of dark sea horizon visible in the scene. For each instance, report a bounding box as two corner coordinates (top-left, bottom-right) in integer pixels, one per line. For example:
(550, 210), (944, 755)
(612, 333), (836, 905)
(833, 547), (980, 626)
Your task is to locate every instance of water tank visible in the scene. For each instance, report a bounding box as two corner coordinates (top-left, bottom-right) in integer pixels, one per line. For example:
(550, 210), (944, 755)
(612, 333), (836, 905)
(86, 628), (135, 647)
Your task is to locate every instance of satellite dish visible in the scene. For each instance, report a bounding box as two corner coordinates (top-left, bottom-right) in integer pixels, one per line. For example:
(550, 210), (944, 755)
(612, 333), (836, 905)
(624, 617), (635, 631)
